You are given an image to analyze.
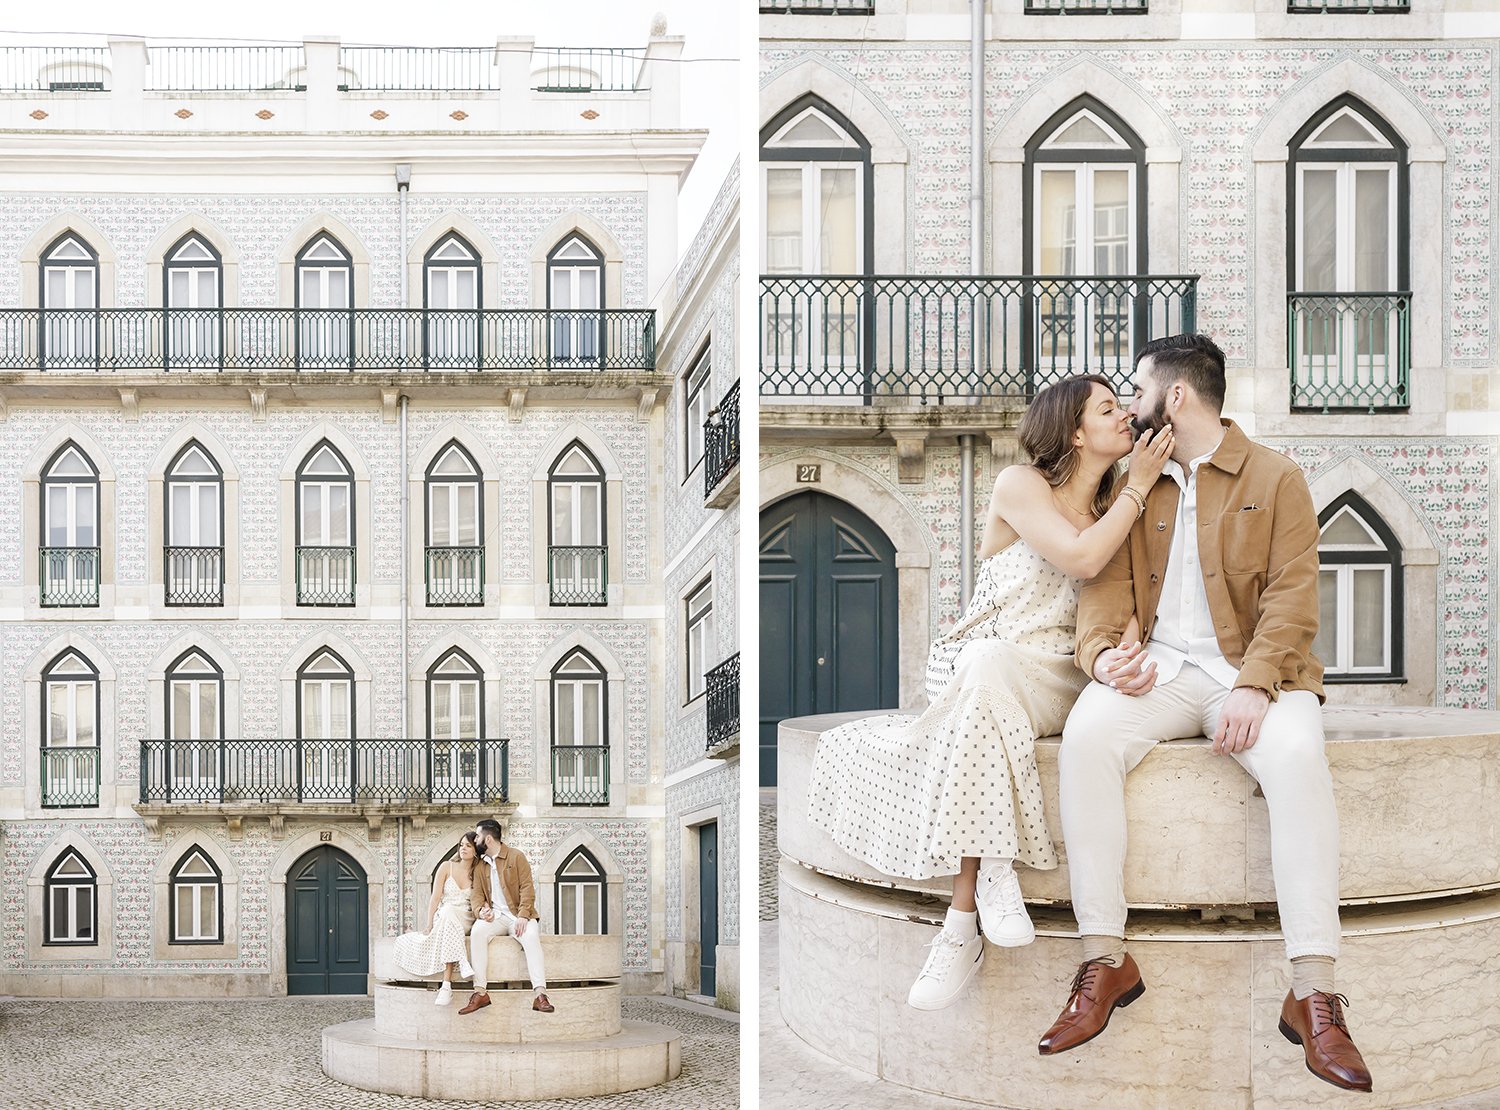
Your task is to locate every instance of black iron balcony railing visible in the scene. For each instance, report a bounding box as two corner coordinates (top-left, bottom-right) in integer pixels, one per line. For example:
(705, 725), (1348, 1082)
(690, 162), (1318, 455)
(760, 0), (876, 10)
(165, 545), (224, 606)
(40, 546), (101, 607)
(704, 382), (740, 499)
(1287, 0), (1409, 11)
(0, 308), (656, 372)
(42, 746), (101, 808)
(530, 47), (647, 92)
(0, 47), (110, 91)
(1288, 292), (1410, 413)
(549, 545), (608, 606)
(138, 738), (509, 805)
(760, 274), (1198, 402)
(296, 545), (356, 606)
(552, 745), (609, 805)
(426, 546), (484, 606)
(145, 46), (307, 91)
(1025, 0), (1148, 12)
(339, 47), (501, 91)
(705, 654), (740, 753)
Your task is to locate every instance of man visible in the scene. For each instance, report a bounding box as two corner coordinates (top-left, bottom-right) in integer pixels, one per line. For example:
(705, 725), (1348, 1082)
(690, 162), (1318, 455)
(458, 818), (554, 1015)
(1038, 334), (1371, 1092)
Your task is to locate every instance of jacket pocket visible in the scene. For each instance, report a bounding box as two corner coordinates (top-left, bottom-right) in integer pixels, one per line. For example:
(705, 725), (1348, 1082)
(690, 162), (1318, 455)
(1221, 507), (1269, 575)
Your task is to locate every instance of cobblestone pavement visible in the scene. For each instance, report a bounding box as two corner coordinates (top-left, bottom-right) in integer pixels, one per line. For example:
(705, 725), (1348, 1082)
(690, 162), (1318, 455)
(759, 788), (777, 921)
(0, 995), (737, 1110)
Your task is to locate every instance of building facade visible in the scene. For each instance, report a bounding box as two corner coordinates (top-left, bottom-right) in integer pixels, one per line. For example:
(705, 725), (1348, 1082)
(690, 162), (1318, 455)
(0, 30), (740, 1008)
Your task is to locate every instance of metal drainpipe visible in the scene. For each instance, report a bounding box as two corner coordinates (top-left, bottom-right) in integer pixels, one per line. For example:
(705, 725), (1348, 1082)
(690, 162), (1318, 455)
(960, 435), (975, 609)
(959, 1), (985, 609)
(395, 165), (411, 928)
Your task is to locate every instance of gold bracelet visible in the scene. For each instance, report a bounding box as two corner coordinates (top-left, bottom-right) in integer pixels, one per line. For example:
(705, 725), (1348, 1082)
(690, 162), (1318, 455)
(1119, 486), (1147, 518)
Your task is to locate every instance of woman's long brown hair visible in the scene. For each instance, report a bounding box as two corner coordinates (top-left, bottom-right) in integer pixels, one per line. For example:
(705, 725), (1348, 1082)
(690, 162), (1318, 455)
(459, 831), (491, 916)
(1016, 374), (1120, 519)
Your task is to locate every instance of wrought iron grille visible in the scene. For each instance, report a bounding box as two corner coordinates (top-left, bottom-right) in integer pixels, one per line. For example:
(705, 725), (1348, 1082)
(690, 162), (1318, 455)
(339, 47), (501, 91)
(40, 547), (101, 607)
(138, 738), (510, 805)
(705, 654), (740, 753)
(760, 0), (876, 11)
(1024, 0), (1148, 12)
(760, 274), (1198, 402)
(704, 382), (740, 499)
(42, 747), (100, 807)
(296, 545), (356, 606)
(530, 47), (647, 92)
(552, 745), (609, 805)
(165, 546), (224, 606)
(549, 546), (608, 606)
(1288, 292), (1411, 412)
(145, 46), (307, 91)
(0, 47), (110, 91)
(426, 546), (484, 606)
(0, 309), (656, 372)
(1287, 0), (1409, 10)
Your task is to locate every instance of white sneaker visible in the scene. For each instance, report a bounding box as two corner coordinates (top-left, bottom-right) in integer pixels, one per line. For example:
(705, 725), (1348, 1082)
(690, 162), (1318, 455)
(906, 928), (984, 1010)
(976, 859), (1035, 947)
(435, 982), (453, 1006)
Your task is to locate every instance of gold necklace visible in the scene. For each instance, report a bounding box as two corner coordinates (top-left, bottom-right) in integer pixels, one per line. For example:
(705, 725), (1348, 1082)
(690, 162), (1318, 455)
(1056, 488), (1096, 518)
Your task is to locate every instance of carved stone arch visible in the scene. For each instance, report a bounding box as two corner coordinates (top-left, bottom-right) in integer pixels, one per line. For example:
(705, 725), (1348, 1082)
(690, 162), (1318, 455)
(18, 213), (117, 310)
(531, 631), (627, 811)
(151, 826), (241, 959)
(144, 214), (241, 310)
(531, 421), (624, 482)
(528, 424), (627, 604)
(23, 631), (118, 817)
(146, 422), (242, 616)
(280, 421), (371, 482)
(276, 212), (372, 309)
(23, 423), (116, 483)
(21, 429), (119, 616)
(278, 422), (373, 612)
(266, 829), (386, 993)
(410, 631), (503, 743)
(407, 211), (501, 310)
(23, 630), (118, 684)
(145, 630), (241, 745)
(409, 424), (500, 617)
(533, 628), (626, 681)
(413, 421), (500, 479)
(26, 829), (116, 960)
(759, 56), (913, 272)
(535, 825), (626, 938)
(528, 210), (626, 311)
(147, 422), (238, 483)
(279, 632), (376, 738)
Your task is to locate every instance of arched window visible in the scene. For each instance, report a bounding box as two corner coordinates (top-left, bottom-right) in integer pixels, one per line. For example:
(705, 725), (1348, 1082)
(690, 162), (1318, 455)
(555, 846), (606, 934)
(551, 649), (608, 805)
(169, 848), (222, 943)
(547, 442), (607, 606)
(428, 648), (483, 800)
(425, 442), (483, 606)
(295, 442), (355, 606)
(547, 234), (603, 366)
(1288, 97), (1409, 412)
(295, 234), (353, 368)
(685, 575), (715, 702)
(165, 442), (224, 606)
(45, 849), (97, 944)
(40, 233), (99, 369)
(298, 649), (354, 799)
(1025, 98), (1147, 381)
(40, 442), (101, 608)
(164, 233), (223, 368)
(425, 233), (480, 368)
(41, 650), (100, 808)
(166, 649), (223, 800)
(1315, 492), (1403, 682)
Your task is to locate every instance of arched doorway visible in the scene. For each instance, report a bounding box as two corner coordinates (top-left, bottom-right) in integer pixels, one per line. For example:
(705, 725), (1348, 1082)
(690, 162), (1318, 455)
(286, 845), (368, 995)
(759, 490), (900, 786)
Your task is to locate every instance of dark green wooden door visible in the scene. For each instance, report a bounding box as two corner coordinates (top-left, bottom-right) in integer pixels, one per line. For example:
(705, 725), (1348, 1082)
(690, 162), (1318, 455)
(759, 491), (900, 786)
(698, 821), (718, 997)
(286, 845), (368, 995)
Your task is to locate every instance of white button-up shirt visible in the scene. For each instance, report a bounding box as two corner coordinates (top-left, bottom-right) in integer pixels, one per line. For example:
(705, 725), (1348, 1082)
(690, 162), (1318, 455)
(1148, 446), (1238, 691)
(483, 854), (512, 918)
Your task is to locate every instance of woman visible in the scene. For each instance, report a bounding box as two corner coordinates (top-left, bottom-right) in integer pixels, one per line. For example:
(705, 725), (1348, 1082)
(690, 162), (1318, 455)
(806, 375), (1173, 1010)
(393, 831), (491, 1006)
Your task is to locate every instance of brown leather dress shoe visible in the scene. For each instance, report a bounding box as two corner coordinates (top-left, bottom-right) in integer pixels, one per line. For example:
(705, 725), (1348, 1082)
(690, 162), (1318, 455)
(1279, 990), (1373, 1092)
(1037, 954), (1146, 1056)
(532, 992), (555, 1013)
(457, 991), (490, 1015)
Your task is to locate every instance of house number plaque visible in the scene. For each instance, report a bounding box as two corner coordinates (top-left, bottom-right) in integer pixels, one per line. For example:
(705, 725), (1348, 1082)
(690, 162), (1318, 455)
(797, 464), (821, 483)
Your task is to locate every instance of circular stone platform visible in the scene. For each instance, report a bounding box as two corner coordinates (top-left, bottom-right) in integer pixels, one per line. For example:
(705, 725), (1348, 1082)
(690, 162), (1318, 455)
(372, 981), (621, 1042)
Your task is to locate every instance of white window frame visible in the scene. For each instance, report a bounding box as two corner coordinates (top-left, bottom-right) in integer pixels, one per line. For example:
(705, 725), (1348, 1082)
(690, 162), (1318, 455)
(685, 576), (715, 704)
(684, 342), (712, 479)
(170, 849), (222, 944)
(555, 848), (605, 935)
(45, 850), (96, 945)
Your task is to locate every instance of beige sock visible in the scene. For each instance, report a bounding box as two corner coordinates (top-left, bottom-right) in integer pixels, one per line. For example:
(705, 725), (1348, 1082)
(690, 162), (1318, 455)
(1081, 934), (1126, 967)
(1291, 955), (1336, 999)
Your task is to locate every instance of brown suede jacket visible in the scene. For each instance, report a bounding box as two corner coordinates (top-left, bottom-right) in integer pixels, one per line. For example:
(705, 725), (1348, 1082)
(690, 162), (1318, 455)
(474, 842), (539, 921)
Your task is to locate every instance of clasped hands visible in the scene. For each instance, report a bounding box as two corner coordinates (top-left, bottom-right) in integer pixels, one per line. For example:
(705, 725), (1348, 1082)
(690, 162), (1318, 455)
(1093, 640), (1271, 755)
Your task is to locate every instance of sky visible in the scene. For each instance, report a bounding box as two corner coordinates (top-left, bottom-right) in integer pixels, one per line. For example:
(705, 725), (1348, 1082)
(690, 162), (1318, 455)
(0, 0), (742, 247)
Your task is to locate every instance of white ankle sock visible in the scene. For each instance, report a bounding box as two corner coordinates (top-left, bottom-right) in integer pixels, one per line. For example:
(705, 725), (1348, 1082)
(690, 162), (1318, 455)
(943, 906), (978, 937)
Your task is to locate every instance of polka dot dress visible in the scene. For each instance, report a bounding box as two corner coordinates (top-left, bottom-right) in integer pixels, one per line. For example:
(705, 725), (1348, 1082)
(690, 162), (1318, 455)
(807, 540), (1088, 880)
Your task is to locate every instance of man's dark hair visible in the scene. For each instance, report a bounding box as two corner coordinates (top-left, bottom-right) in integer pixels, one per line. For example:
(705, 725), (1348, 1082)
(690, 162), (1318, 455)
(476, 818), (503, 843)
(1134, 333), (1226, 413)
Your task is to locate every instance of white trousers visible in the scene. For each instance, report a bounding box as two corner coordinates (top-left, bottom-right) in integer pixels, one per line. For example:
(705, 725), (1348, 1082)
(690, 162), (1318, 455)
(1059, 662), (1341, 959)
(469, 913), (547, 992)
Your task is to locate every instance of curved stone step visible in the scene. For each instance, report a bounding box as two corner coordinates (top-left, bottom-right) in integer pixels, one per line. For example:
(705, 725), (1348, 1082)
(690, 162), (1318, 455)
(371, 932), (621, 984)
(372, 981), (620, 1042)
(779, 861), (1500, 1109)
(779, 706), (1500, 907)
(322, 1018), (681, 1101)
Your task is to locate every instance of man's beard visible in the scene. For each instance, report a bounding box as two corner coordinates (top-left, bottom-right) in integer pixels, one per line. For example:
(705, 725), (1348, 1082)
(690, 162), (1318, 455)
(1130, 395), (1169, 438)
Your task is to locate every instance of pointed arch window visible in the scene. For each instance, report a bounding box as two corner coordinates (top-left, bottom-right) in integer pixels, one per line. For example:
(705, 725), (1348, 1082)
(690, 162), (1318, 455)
(548, 235), (604, 367)
(555, 846), (606, 934)
(295, 442), (355, 606)
(686, 576), (715, 703)
(551, 649), (608, 805)
(165, 649), (223, 800)
(428, 648), (483, 800)
(425, 442), (483, 606)
(40, 233), (99, 369)
(1289, 97), (1410, 412)
(298, 649), (354, 800)
(165, 234), (223, 369)
(169, 848), (223, 943)
(425, 233), (481, 368)
(165, 442), (224, 606)
(40, 443), (101, 608)
(45, 849), (98, 945)
(295, 234), (354, 368)
(1315, 492), (1403, 681)
(41, 649), (100, 808)
(548, 442), (607, 606)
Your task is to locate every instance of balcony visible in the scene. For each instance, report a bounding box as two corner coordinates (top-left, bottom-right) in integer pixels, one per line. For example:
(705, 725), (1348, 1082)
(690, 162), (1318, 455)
(549, 545), (608, 606)
(552, 745), (610, 805)
(760, 0), (876, 11)
(42, 746), (100, 808)
(1024, 0), (1148, 11)
(1287, 292), (1410, 413)
(426, 546), (484, 606)
(760, 274), (1198, 403)
(1287, 0), (1408, 10)
(0, 309), (657, 373)
(705, 654), (740, 760)
(704, 381), (740, 507)
(165, 546), (224, 606)
(296, 546), (356, 606)
(40, 546), (100, 607)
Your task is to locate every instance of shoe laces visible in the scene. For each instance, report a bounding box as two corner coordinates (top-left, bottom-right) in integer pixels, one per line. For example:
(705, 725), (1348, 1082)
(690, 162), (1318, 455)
(1310, 992), (1351, 1034)
(1067, 959), (1110, 1001)
(917, 930), (966, 981)
(980, 864), (1026, 914)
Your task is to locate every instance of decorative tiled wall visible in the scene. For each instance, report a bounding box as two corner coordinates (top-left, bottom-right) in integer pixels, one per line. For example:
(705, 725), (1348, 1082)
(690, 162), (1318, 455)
(665, 763), (740, 946)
